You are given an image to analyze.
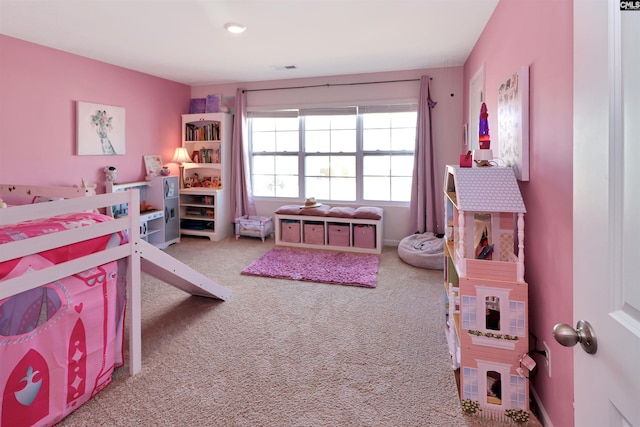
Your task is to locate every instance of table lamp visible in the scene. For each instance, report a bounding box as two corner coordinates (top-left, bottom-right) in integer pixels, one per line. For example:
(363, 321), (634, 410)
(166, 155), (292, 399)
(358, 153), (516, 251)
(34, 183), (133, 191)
(171, 147), (192, 187)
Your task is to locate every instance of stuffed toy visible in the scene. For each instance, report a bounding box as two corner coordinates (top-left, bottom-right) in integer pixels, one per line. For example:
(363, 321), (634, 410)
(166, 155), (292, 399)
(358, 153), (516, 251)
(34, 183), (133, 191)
(104, 166), (117, 183)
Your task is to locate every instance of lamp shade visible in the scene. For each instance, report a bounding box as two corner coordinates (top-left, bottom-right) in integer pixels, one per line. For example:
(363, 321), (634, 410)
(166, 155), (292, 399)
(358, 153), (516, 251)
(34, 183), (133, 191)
(171, 147), (192, 164)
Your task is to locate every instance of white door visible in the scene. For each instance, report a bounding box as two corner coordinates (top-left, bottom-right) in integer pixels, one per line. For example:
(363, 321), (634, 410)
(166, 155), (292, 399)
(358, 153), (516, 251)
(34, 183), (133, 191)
(573, 1), (640, 426)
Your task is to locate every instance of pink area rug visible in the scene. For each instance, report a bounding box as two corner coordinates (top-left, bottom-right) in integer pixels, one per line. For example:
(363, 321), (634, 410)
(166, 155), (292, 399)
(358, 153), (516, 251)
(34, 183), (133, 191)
(241, 247), (380, 288)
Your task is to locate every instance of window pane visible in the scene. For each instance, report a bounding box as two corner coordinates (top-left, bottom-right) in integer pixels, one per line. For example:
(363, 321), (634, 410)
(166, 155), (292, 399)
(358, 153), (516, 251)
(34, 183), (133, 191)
(252, 131), (276, 152)
(391, 128), (416, 150)
(330, 115), (355, 130)
(363, 155), (390, 176)
(306, 155), (354, 178)
(252, 175), (275, 197)
(252, 155), (275, 175)
(275, 155), (298, 175)
(305, 177), (330, 199)
(276, 130), (299, 152)
(363, 112), (391, 128)
(305, 130), (330, 152)
(306, 156), (330, 176)
(276, 117), (299, 131)
(305, 116), (330, 130)
(331, 156), (355, 178)
(391, 176), (412, 202)
(252, 117), (276, 132)
(331, 129), (356, 152)
(391, 155), (414, 177)
(363, 129), (391, 151)
(363, 176), (391, 201)
(330, 177), (356, 201)
(275, 175), (299, 198)
(392, 112), (417, 128)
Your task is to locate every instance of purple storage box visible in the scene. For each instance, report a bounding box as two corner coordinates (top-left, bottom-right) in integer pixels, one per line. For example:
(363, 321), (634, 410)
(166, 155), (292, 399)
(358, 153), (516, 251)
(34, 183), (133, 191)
(328, 224), (350, 247)
(281, 220), (301, 243)
(353, 224), (376, 249)
(303, 222), (325, 245)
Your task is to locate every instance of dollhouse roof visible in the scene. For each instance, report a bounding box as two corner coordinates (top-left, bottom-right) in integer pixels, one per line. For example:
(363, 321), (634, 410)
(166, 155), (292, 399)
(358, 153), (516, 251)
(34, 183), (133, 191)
(452, 166), (526, 213)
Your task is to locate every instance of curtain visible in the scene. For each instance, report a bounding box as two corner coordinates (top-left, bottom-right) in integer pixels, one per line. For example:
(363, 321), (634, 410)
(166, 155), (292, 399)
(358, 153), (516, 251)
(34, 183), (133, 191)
(409, 75), (439, 234)
(230, 88), (256, 220)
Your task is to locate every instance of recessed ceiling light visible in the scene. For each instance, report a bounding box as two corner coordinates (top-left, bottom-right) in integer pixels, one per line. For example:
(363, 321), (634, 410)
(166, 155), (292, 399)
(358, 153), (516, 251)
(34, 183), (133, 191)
(224, 23), (246, 34)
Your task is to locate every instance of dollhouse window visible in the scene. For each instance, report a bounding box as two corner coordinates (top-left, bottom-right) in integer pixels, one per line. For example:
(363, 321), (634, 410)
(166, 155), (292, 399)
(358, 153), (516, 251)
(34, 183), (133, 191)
(461, 296), (477, 329)
(486, 371), (502, 405)
(510, 375), (527, 409)
(475, 287), (510, 334)
(477, 361), (512, 408)
(509, 301), (526, 336)
(485, 296), (500, 331)
(462, 367), (479, 401)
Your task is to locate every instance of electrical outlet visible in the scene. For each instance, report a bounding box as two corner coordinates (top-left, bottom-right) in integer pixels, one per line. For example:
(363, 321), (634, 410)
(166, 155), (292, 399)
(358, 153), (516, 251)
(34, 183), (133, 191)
(543, 341), (551, 377)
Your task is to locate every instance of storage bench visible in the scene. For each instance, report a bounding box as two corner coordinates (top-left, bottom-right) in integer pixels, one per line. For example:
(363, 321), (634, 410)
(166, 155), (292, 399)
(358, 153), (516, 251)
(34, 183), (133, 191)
(273, 205), (383, 254)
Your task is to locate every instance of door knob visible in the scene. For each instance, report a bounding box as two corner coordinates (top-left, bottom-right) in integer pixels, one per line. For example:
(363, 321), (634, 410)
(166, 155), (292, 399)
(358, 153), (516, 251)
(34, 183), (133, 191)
(553, 320), (597, 354)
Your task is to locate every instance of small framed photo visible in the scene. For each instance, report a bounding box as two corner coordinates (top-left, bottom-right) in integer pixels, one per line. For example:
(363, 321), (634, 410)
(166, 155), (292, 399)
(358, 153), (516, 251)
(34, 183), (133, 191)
(144, 154), (162, 177)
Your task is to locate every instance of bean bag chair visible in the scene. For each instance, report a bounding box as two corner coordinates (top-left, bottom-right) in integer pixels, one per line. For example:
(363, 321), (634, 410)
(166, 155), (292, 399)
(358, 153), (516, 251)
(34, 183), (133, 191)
(398, 232), (444, 270)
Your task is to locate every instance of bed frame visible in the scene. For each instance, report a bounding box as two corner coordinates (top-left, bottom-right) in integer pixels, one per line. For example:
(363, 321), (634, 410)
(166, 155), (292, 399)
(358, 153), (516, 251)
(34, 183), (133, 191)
(0, 183), (231, 376)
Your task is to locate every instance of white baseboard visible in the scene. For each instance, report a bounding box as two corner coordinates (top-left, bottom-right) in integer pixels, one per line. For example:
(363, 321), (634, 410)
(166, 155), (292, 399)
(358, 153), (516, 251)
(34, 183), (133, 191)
(530, 384), (553, 427)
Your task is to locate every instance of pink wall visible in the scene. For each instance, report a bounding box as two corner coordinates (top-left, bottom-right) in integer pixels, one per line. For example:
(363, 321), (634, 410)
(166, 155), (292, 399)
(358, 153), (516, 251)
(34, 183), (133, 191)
(464, 1), (574, 426)
(0, 35), (190, 193)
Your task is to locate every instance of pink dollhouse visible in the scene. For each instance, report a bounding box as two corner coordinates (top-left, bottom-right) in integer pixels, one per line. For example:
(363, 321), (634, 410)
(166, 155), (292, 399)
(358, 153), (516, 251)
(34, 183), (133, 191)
(443, 165), (532, 423)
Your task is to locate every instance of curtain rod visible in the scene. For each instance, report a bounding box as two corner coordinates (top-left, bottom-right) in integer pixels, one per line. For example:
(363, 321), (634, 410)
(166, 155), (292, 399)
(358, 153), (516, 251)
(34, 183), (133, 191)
(243, 77), (430, 93)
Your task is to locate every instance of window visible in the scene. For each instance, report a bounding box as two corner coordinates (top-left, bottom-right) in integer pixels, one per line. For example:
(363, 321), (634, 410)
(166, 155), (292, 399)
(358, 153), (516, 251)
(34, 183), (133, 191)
(361, 108), (416, 202)
(250, 111), (299, 198)
(248, 105), (417, 203)
(304, 108), (357, 201)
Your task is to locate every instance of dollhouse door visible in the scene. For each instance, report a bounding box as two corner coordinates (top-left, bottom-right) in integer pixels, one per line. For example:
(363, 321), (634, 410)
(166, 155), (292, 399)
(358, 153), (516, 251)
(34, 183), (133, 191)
(572, 2), (640, 426)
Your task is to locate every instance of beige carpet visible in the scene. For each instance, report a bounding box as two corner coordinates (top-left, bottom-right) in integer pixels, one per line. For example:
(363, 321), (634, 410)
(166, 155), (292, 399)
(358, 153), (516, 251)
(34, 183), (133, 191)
(59, 236), (513, 427)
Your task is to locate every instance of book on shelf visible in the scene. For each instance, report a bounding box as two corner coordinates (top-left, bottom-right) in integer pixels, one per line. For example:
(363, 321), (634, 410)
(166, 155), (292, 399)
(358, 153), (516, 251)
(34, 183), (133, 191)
(184, 122), (220, 141)
(194, 147), (220, 164)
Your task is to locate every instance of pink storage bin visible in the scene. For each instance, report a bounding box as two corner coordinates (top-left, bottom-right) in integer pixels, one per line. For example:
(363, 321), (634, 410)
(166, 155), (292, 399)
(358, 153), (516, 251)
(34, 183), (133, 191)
(354, 224), (376, 249)
(303, 222), (325, 245)
(281, 220), (301, 243)
(328, 224), (350, 247)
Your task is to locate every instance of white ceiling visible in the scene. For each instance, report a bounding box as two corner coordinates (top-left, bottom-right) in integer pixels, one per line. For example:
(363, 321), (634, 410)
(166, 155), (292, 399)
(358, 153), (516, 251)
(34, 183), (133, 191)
(0, 0), (499, 86)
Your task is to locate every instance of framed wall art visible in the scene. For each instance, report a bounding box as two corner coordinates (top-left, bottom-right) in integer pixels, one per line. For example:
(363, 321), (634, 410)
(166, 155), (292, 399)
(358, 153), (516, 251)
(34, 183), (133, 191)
(497, 66), (529, 181)
(76, 101), (126, 155)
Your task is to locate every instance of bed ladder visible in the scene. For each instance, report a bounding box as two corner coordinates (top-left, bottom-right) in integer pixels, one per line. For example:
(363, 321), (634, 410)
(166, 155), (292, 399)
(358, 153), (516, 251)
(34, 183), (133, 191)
(138, 240), (231, 300)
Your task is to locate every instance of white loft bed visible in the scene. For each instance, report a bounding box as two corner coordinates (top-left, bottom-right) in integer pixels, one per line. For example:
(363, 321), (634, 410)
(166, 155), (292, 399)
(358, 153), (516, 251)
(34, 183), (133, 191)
(0, 183), (231, 377)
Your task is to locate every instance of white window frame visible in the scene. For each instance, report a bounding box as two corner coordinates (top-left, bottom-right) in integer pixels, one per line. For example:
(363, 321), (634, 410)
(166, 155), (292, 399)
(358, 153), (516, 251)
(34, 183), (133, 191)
(248, 105), (417, 204)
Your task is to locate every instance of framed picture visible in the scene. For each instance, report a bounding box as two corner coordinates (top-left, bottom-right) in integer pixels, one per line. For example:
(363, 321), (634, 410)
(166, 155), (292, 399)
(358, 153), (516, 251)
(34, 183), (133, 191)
(143, 154), (163, 177)
(76, 101), (125, 155)
(498, 66), (530, 181)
